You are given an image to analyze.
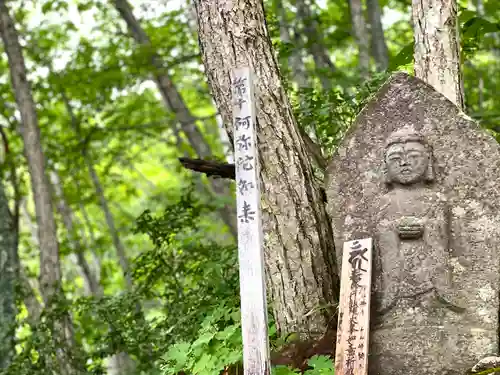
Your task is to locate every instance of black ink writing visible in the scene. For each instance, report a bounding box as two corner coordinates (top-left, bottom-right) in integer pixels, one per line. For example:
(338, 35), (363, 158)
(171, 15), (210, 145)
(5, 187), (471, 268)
(236, 134), (251, 151)
(235, 116), (251, 131)
(238, 179), (255, 195)
(233, 77), (247, 96)
(233, 96), (246, 110)
(232, 76), (247, 110)
(239, 201), (256, 223)
(349, 243), (368, 272)
(237, 155), (254, 171)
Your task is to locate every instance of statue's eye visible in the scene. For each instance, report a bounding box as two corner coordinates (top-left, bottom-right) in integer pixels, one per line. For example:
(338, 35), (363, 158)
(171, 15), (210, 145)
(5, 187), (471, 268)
(407, 152), (422, 159)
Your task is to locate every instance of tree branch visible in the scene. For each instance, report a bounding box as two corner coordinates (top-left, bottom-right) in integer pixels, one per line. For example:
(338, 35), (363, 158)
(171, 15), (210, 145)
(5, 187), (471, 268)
(178, 157), (235, 180)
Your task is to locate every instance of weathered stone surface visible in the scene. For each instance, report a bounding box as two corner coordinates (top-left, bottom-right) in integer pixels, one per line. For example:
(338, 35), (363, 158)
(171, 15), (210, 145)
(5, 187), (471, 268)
(325, 72), (500, 375)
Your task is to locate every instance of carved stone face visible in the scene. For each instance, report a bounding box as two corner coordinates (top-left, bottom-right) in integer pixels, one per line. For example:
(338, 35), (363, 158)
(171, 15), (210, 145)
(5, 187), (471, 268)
(385, 141), (429, 185)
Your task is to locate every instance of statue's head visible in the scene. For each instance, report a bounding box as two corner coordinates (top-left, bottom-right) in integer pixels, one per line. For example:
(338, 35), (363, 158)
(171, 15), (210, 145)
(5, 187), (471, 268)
(383, 127), (434, 186)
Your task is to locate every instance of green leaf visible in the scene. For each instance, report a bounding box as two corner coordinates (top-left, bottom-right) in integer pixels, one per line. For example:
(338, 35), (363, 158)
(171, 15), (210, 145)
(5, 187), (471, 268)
(463, 17), (500, 38)
(192, 331), (216, 348)
(272, 365), (300, 375)
(41, 0), (55, 13)
(307, 355), (334, 371)
(215, 324), (239, 341)
(459, 10), (477, 24)
(389, 42), (414, 71)
(192, 353), (218, 375)
(164, 341), (191, 365)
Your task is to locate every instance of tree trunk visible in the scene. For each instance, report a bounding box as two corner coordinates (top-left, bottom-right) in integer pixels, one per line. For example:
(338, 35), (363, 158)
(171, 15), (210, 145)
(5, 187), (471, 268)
(348, 0), (371, 77)
(51, 167), (137, 374)
(194, 0), (339, 338)
(86, 157), (134, 288)
(275, 0), (308, 89)
(58, 88), (139, 374)
(74, 178), (101, 280)
(19, 267), (43, 322)
(112, 0), (237, 238)
(412, 0), (464, 109)
(49, 170), (102, 296)
(367, 0), (389, 71)
(0, 183), (17, 369)
(0, 3), (80, 373)
(295, 0), (336, 90)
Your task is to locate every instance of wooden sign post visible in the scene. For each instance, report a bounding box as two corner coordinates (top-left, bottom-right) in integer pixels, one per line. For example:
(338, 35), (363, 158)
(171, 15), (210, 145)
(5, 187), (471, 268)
(335, 238), (373, 375)
(232, 67), (271, 375)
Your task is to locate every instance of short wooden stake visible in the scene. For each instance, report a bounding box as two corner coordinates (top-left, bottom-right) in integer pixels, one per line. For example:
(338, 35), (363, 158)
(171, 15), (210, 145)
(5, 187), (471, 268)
(335, 238), (373, 375)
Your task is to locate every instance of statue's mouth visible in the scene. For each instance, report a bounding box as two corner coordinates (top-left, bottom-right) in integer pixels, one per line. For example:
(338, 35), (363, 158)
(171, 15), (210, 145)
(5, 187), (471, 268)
(401, 168), (412, 174)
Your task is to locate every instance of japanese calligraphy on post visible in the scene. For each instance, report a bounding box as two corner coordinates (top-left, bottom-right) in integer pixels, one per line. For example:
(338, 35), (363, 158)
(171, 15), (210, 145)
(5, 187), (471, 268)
(232, 67), (270, 375)
(335, 238), (373, 375)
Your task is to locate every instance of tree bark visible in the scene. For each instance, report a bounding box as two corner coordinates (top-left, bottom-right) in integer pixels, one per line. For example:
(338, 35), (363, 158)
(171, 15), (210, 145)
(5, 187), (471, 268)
(0, 3), (81, 373)
(412, 0), (464, 109)
(0, 183), (17, 369)
(112, 0), (237, 238)
(194, 0), (339, 338)
(367, 0), (389, 71)
(348, 0), (371, 77)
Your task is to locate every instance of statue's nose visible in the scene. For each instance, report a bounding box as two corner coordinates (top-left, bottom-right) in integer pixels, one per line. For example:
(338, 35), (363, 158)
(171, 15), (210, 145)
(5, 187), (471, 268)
(400, 158), (409, 166)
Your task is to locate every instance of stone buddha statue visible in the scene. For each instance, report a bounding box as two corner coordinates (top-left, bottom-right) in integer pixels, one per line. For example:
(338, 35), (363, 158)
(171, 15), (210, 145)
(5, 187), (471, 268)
(368, 127), (467, 374)
(373, 127), (464, 325)
(326, 74), (500, 375)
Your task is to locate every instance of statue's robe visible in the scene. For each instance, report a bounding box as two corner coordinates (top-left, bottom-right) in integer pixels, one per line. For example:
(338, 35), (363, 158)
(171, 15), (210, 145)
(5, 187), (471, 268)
(370, 187), (465, 375)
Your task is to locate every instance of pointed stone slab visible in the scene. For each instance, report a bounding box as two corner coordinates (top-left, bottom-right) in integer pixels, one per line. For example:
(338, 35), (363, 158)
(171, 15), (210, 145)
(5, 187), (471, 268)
(326, 72), (500, 375)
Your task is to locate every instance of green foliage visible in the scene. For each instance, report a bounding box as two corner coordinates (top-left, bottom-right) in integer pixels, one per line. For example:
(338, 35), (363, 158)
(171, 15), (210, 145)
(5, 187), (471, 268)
(290, 71), (391, 156)
(272, 356), (335, 375)
(3, 187), (238, 375)
(160, 305), (242, 375)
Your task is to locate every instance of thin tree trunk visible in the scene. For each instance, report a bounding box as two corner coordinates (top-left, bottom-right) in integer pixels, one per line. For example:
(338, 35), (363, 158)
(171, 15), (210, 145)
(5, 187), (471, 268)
(0, 183), (17, 369)
(476, 0), (484, 114)
(74, 178), (101, 280)
(49, 170), (102, 296)
(367, 0), (389, 71)
(194, 0), (339, 338)
(17, 202), (44, 322)
(112, 0), (237, 238)
(19, 267), (43, 322)
(275, 0), (308, 89)
(216, 109), (235, 163)
(86, 158), (134, 288)
(295, 0), (336, 90)
(275, 0), (327, 168)
(52, 172), (136, 374)
(59, 89), (139, 374)
(412, 0), (464, 109)
(57, 87), (133, 289)
(0, 3), (80, 373)
(348, 0), (371, 77)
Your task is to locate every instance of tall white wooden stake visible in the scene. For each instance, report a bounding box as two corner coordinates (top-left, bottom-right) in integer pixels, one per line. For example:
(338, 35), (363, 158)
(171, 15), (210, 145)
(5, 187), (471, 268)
(335, 238), (373, 375)
(232, 67), (271, 375)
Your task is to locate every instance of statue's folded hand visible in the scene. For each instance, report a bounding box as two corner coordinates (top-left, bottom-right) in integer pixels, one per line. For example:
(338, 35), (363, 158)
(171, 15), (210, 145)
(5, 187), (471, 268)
(397, 216), (424, 239)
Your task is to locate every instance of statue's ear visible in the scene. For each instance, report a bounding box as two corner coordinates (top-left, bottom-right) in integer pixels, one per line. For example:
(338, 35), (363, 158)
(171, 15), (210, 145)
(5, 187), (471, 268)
(383, 160), (391, 185)
(425, 146), (435, 183)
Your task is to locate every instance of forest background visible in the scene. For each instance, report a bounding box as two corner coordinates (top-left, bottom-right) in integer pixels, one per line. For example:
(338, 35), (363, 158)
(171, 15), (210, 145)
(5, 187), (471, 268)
(0, 0), (498, 374)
